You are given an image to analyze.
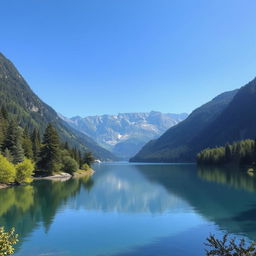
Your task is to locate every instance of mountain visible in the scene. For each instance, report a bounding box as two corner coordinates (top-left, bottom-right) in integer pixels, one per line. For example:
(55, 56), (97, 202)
(0, 52), (116, 161)
(60, 112), (188, 159)
(192, 78), (256, 149)
(130, 89), (239, 162)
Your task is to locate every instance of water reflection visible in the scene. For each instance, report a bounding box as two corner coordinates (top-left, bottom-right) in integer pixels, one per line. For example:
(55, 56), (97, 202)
(198, 166), (256, 192)
(73, 164), (189, 214)
(1, 164), (256, 255)
(0, 176), (94, 252)
(137, 164), (256, 239)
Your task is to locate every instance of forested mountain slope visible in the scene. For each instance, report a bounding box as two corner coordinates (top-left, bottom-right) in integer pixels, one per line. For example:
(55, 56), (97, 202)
(131, 88), (239, 162)
(0, 52), (116, 160)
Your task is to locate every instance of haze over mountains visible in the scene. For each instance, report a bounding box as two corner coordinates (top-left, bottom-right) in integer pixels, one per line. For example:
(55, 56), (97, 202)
(60, 112), (188, 159)
(0, 52), (116, 161)
(131, 77), (256, 163)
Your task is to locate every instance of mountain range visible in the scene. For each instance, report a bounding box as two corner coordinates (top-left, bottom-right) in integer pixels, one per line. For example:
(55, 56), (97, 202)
(60, 112), (188, 159)
(131, 77), (256, 162)
(2, 51), (256, 164)
(0, 52), (116, 161)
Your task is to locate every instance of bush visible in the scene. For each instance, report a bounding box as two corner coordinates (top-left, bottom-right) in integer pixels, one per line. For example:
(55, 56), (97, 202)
(15, 158), (35, 184)
(81, 163), (90, 171)
(205, 234), (256, 256)
(61, 156), (79, 174)
(0, 155), (16, 184)
(0, 227), (18, 256)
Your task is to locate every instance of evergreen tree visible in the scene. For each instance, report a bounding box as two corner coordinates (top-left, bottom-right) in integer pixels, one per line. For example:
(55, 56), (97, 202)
(3, 148), (13, 163)
(83, 152), (95, 167)
(38, 124), (61, 174)
(31, 128), (41, 162)
(0, 106), (9, 120)
(225, 144), (232, 162)
(22, 127), (33, 159)
(3, 120), (24, 164)
(0, 106), (9, 151)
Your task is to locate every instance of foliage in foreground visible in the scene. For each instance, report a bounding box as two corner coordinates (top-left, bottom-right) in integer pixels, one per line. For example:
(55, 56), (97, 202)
(0, 227), (18, 256)
(205, 234), (256, 256)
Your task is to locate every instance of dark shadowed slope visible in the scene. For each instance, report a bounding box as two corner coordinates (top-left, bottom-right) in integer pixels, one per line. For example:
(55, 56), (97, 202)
(131, 89), (238, 162)
(192, 78), (256, 150)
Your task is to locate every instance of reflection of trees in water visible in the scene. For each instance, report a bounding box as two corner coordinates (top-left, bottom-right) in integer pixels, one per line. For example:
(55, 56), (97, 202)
(136, 164), (256, 240)
(0, 176), (94, 252)
(0, 186), (34, 217)
(198, 166), (256, 193)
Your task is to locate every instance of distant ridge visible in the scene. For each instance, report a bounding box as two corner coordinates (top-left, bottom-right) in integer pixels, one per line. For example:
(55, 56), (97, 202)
(60, 111), (188, 159)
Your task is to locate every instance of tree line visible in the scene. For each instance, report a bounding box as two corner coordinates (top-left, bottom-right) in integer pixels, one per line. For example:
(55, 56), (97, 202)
(197, 139), (256, 166)
(0, 106), (95, 184)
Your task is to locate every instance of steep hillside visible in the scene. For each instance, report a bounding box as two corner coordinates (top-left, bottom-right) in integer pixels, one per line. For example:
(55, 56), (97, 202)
(131, 89), (238, 162)
(0, 52), (116, 161)
(192, 78), (256, 149)
(61, 112), (188, 159)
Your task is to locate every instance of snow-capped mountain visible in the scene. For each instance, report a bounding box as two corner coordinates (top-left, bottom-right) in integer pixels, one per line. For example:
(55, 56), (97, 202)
(60, 111), (188, 159)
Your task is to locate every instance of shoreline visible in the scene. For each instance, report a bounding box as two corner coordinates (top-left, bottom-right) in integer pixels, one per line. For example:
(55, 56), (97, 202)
(0, 169), (95, 189)
(73, 168), (95, 178)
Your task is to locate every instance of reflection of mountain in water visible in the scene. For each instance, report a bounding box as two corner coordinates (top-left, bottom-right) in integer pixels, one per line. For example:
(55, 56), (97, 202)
(136, 164), (256, 240)
(72, 164), (189, 214)
(2, 163), (256, 253)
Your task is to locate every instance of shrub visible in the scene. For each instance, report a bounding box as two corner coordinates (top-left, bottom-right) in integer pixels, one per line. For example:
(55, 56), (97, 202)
(205, 234), (256, 256)
(81, 163), (90, 171)
(15, 158), (35, 184)
(0, 155), (16, 184)
(0, 227), (18, 256)
(61, 156), (79, 174)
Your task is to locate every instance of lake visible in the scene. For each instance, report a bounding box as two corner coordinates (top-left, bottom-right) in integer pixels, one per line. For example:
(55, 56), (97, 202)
(0, 163), (256, 256)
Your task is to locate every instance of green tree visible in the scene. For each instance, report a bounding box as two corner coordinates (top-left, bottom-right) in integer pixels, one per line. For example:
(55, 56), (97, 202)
(3, 120), (24, 164)
(83, 152), (95, 167)
(81, 163), (90, 171)
(61, 156), (78, 174)
(0, 107), (9, 151)
(38, 124), (61, 174)
(31, 128), (41, 162)
(15, 158), (35, 184)
(22, 127), (33, 159)
(0, 155), (16, 184)
(2, 149), (13, 163)
(225, 144), (232, 162)
(0, 227), (18, 256)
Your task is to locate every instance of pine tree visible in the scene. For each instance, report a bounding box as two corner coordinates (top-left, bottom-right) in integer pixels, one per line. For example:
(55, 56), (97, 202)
(83, 152), (95, 167)
(3, 120), (24, 163)
(225, 144), (232, 162)
(22, 127), (33, 159)
(38, 124), (61, 174)
(31, 128), (41, 162)
(0, 108), (8, 151)
(0, 106), (9, 120)
(3, 148), (13, 163)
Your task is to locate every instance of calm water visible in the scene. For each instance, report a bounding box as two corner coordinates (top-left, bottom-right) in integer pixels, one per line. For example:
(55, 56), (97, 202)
(1, 163), (256, 256)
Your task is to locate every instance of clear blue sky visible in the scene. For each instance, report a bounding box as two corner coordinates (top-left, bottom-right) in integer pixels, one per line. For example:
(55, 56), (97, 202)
(1, 0), (256, 117)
